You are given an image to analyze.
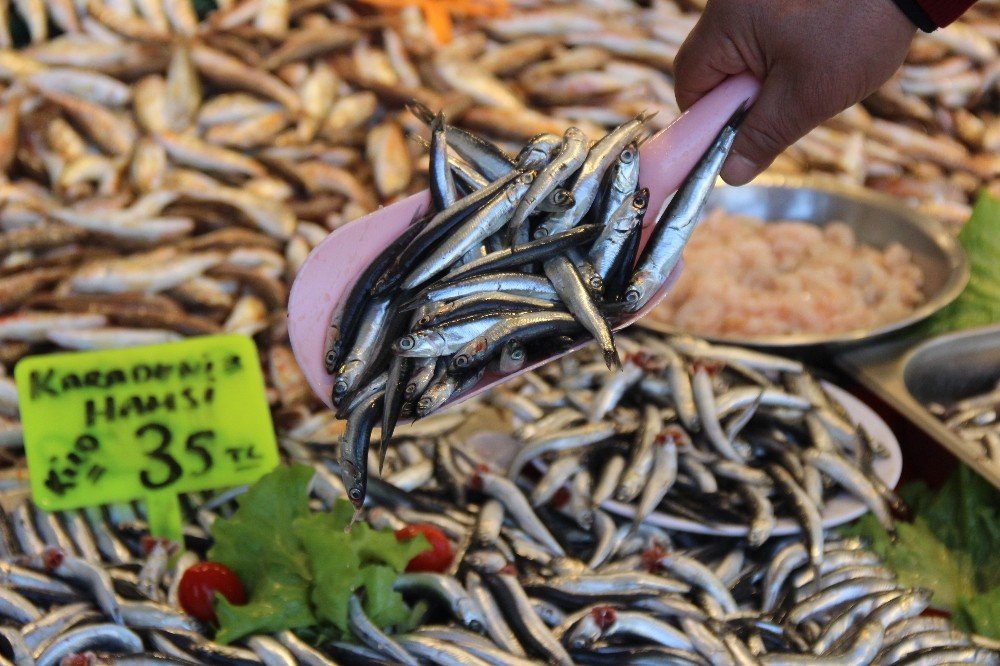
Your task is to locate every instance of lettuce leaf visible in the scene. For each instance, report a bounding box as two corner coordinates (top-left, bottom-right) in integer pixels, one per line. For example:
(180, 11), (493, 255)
(209, 465), (430, 642)
(923, 193), (1000, 335)
(840, 464), (1000, 638)
(294, 510), (428, 632)
(209, 464), (316, 643)
(964, 586), (1000, 639)
(214, 572), (315, 644)
(209, 463), (314, 582)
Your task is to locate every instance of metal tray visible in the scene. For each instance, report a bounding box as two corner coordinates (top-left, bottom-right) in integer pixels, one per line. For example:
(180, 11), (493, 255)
(836, 324), (1000, 489)
(639, 175), (969, 350)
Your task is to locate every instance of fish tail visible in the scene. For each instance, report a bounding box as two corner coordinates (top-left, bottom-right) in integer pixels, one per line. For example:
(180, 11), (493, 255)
(376, 437), (390, 476)
(406, 99), (435, 125)
(603, 343), (623, 372)
(727, 99), (752, 129)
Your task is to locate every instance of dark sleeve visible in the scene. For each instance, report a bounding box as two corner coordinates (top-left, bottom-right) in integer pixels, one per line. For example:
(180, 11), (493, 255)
(889, 0), (977, 31)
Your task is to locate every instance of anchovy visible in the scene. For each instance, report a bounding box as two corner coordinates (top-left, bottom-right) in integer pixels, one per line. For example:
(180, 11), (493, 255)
(590, 453), (626, 509)
(508, 126), (589, 246)
(464, 571), (526, 657)
(403, 172), (536, 289)
(768, 464), (825, 570)
(333, 297), (391, 402)
(0, 586), (40, 623)
(275, 630), (338, 666)
(450, 311), (581, 373)
(409, 273), (560, 310)
(538, 116), (649, 238)
(375, 169), (524, 298)
(408, 101), (514, 180)
(36, 624), (144, 666)
(347, 594), (418, 666)
(429, 112), (457, 211)
(473, 469), (565, 556)
(328, 216), (431, 370)
(692, 364), (746, 462)
(393, 573), (484, 631)
(616, 405), (663, 502)
(649, 551), (737, 614)
(339, 390), (384, 509)
(803, 449), (894, 532)
(395, 635), (492, 666)
(589, 190), (643, 281)
(444, 224), (601, 284)
(631, 426), (678, 530)
(624, 104), (746, 311)
(526, 571), (688, 601)
(485, 573), (573, 666)
(37, 548), (122, 624)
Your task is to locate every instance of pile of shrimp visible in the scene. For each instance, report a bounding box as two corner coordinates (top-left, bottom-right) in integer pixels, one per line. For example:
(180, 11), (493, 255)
(649, 210), (926, 338)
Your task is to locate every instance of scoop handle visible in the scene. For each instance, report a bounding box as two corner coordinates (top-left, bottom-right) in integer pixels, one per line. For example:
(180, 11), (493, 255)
(288, 73), (761, 409)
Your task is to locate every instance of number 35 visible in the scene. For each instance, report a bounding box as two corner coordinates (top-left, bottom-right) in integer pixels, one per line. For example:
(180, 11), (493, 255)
(136, 423), (215, 490)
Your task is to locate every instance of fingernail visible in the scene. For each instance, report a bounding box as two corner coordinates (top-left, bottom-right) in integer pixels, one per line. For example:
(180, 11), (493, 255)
(720, 153), (758, 186)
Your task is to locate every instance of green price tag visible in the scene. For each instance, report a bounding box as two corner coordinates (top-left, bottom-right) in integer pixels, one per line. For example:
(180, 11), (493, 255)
(15, 335), (279, 544)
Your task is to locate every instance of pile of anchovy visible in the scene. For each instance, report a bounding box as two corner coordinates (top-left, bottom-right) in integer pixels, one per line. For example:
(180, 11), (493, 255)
(0, 379), (997, 665)
(928, 379), (1000, 462)
(328, 104), (745, 509)
(495, 334), (900, 548)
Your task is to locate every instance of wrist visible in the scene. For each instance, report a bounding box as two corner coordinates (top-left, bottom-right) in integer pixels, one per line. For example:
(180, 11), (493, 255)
(887, 0), (936, 31)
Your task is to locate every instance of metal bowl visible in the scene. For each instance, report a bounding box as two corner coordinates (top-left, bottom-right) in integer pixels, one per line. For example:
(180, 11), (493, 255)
(638, 175), (969, 349)
(836, 324), (1000, 489)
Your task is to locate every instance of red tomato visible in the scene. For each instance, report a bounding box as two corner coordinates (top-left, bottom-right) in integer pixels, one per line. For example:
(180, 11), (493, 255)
(395, 523), (454, 573)
(178, 561), (247, 624)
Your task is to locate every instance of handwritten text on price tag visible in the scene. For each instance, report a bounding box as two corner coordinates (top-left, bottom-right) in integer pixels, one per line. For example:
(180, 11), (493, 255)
(15, 336), (279, 521)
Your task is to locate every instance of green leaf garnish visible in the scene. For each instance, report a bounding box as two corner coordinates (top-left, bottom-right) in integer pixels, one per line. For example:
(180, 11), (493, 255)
(208, 464), (431, 643)
(923, 192), (1000, 335)
(840, 464), (1000, 638)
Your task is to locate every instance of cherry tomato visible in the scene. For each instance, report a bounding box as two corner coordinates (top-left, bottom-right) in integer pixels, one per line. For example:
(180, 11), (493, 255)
(178, 561), (247, 624)
(395, 523), (454, 573)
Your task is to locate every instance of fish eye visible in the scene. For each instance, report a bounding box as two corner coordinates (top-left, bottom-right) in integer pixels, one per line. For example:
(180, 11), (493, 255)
(522, 172), (536, 183)
(625, 289), (640, 303)
(533, 228), (549, 239)
(622, 148), (635, 162)
(333, 380), (348, 395)
(455, 354), (469, 368)
(417, 315), (432, 326)
(417, 397), (432, 411)
(590, 276), (604, 290)
(349, 487), (363, 501)
(511, 349), (525, 361)
(398, 336), (415, 350)
(325, 351), (337, 366)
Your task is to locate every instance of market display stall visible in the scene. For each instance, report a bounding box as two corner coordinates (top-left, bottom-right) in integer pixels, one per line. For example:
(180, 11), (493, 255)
(0, 0), (998, 663)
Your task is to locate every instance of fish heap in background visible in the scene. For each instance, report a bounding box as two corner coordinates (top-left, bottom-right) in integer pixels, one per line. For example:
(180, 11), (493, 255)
(496, 334), (900, 550)
(0, 0), (996, 467)
(0, 387), (995, 665)
(929, 378), (1000, 462)
(328, 105), (745, 509)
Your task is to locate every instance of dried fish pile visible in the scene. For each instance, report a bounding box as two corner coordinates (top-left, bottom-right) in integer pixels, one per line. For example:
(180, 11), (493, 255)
(328, 104), (746, 510)
(495, 334), (900, 548)
(929, 379), (1000, 462)
(0, 410), (995, 665)
(478, 1), (1000, 229)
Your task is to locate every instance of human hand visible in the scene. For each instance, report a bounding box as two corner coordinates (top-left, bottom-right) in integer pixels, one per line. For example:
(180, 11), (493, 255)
(674, 0), (917, 185)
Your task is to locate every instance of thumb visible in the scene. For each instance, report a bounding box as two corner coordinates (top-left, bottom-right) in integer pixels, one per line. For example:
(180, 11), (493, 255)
(721, 71), (813, 185)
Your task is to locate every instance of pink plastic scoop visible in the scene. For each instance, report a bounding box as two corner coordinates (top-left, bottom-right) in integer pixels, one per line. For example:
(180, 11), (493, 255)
(289, 74), (761, 410)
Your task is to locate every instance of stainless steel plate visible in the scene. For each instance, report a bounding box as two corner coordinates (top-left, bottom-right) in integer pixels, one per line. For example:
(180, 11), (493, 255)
(639, 175), (969, 349)
(836, 324), (1000, 489)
